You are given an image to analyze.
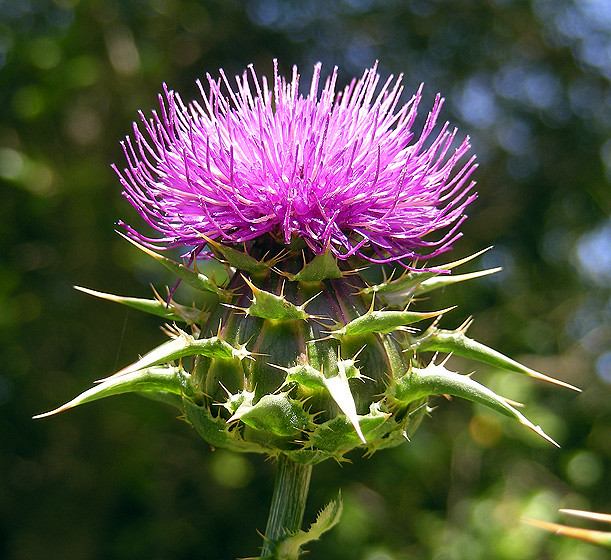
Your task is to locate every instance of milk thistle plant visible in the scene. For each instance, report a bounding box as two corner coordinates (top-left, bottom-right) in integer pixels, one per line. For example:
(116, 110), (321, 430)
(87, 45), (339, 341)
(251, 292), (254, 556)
(37, 61), (579, 559)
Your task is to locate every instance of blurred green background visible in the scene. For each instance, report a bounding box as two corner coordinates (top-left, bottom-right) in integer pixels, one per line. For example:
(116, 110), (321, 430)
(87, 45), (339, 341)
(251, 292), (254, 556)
(1, 1), (609, 559)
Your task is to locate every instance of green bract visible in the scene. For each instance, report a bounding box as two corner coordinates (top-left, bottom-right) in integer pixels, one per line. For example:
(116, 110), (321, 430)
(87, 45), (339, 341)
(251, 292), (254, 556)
(36, 239), (578, 464)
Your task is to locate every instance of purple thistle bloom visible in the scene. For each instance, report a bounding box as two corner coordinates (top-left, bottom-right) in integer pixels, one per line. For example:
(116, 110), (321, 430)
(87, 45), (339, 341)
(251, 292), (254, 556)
(115, 61), (477, 265)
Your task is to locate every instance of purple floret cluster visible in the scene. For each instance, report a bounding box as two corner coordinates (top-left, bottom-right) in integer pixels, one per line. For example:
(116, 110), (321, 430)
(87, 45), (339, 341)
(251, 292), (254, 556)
(115, 61), (477, 264)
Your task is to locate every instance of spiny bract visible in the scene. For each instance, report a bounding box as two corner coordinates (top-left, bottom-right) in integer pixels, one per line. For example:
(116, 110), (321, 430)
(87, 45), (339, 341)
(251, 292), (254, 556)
(36, 62), (578, 466)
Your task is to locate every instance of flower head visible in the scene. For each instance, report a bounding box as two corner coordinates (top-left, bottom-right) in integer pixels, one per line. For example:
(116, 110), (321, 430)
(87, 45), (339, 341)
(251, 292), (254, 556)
(116, 61), (477, 264)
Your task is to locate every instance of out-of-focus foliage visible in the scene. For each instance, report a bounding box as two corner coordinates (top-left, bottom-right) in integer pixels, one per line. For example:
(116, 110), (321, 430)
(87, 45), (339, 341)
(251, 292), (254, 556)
(0, 1), (608, 559)
(524, 509), (611, 547)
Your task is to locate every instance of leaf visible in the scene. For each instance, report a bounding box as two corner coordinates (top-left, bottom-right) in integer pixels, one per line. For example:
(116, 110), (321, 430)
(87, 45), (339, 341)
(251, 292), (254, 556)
(393, 363), (560, 446)
(413, 267), (501, 296)
(362, 247), (493, 297)
(33, 366), (191, 418)
(75, 286), (206, 324)
(237, 394), (312, 438)
(203, 234), (280, 274)
(323, 372), (366, 444)
(307, 403), (390, 453)
(274, 493), (343, 560)
(283, 364), (326, 390)
(330, 307), (452, 337)
(99, 328), (249, 382)
(409, 327), (580, 391)
(523, 510), (611, 548)
(282, 251), (343, 283)
(119, 233), (231, 298)
(281, 363), (365, 443)
(243, 277), (311, 321)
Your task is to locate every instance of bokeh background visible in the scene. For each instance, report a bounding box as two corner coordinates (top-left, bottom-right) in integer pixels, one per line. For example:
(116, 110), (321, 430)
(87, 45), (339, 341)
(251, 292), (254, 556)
(1, 1), (609, 559)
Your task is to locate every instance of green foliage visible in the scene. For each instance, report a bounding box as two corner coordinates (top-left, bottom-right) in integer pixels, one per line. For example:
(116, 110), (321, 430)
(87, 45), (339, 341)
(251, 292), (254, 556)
(275, 493), (343, 560)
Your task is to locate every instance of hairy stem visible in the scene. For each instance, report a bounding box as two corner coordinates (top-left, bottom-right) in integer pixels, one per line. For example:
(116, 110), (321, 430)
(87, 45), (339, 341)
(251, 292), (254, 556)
(260, 454), (313, 558)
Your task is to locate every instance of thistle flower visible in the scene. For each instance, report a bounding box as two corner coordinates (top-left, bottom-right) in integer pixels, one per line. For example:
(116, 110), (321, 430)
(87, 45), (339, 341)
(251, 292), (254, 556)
(116, 60), (477, 265)
(37, 62), (578, 559)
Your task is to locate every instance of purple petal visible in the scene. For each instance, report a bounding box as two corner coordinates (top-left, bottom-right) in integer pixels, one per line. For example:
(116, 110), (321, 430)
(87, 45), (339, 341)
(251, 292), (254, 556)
(116, 61), (477, 265)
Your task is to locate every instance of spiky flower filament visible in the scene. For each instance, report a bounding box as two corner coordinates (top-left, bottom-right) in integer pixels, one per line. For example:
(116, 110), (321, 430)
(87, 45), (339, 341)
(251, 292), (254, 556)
(115, 61), (477, 265)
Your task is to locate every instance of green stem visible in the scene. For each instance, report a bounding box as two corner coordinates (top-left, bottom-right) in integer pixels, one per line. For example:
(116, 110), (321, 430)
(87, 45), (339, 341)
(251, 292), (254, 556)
(260, 454), (313, 559)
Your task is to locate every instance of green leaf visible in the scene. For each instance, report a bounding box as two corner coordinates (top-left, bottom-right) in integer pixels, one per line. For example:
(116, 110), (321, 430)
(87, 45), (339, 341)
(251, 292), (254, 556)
(360, 269), (437, 297)
(75, 286), (206, 324)
(393, 363), (559, 446)
(412, 267), (501, 296)
(283, 364), (326, 390)
(275, 493), (343, 560)
(237, 394), (313, 438)
(182, 399), (267, 455)
(224, 388), (256, 416)
(243, 277), (311, 321)
(280, 361), (366, 443)
(282, 251), (343, 283)
(203, 235), (280, 274)
(409, 327), (580, 391)
(120, 233), (231, 298)
(101, 328), (250, 382)
(330, 307), (452, 338)
(307, 403), (391, 453)
(362, 247), (493, 297)
(524, 509), (611, 548)
(33, 366), (191, 418)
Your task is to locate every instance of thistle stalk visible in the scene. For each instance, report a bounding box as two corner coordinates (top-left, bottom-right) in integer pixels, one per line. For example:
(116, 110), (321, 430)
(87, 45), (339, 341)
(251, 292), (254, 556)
(260, 455), (313, 559)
